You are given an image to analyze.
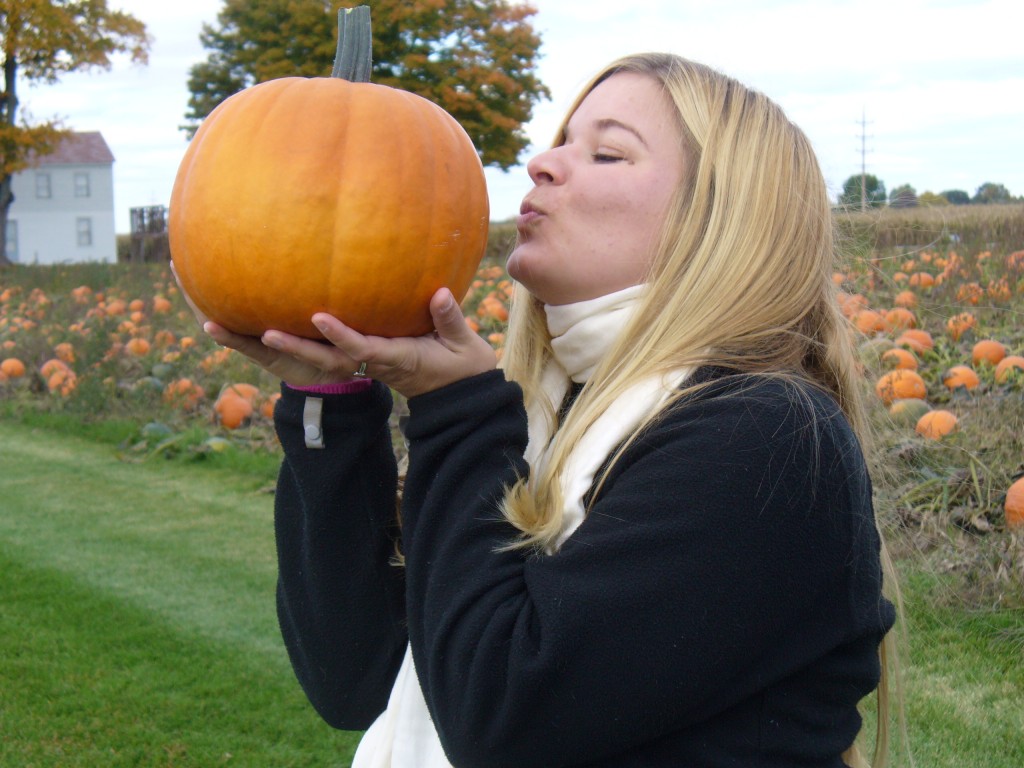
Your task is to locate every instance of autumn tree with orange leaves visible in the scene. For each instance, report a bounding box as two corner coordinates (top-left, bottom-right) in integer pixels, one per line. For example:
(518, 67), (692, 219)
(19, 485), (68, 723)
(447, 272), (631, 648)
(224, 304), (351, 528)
(0, 1), (150, 267)
(183, 0), (549, 170)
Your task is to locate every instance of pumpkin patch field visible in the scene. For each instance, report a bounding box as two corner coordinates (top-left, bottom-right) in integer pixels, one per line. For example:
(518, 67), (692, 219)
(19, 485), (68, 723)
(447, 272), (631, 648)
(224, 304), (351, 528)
(1, 207), (1023, 766)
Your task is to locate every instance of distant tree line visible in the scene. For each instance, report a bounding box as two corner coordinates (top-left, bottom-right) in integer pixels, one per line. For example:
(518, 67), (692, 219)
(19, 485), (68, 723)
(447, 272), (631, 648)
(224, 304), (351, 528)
(839, 176), (1021, 210)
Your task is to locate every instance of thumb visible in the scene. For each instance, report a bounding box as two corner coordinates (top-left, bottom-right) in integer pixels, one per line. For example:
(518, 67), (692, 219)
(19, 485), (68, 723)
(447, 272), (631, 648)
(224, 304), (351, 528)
(429, 288), (472, 343)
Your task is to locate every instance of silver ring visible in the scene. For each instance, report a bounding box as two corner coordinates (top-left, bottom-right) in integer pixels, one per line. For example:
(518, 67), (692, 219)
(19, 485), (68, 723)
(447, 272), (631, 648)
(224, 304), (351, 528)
(352, 361), (368, 378)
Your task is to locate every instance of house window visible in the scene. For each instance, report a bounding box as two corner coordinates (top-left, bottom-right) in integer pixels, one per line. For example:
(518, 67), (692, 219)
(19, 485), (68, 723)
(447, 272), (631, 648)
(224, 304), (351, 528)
(74, 172), (91, 197)
(4, 220), (17, 262)
(76, 217), (93, 247)
(36, 173), (52, 198)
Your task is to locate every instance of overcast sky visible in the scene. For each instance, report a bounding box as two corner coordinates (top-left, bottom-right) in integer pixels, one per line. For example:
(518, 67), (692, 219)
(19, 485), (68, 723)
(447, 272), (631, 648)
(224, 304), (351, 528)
(18, 0), (1023, 233)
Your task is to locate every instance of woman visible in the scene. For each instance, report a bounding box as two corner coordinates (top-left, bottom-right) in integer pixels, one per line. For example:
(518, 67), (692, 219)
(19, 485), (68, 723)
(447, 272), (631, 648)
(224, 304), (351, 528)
(192, 53), (897, 767)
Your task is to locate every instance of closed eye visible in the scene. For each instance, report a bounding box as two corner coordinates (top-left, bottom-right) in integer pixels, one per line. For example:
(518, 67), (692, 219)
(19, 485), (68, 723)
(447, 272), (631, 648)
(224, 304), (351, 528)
(592, 153), (625, 163)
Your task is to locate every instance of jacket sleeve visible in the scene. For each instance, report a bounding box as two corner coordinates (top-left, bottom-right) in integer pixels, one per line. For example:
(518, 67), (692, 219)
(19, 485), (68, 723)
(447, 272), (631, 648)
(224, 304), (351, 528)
(399, 370), (892, 768)
(273, 381), (407, 730)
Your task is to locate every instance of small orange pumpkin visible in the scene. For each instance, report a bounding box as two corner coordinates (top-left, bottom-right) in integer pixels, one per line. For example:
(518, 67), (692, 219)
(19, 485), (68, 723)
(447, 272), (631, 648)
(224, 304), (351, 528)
(895, 328), (934, 355)
(1006, 477), (1024, 529)
(955, 282), (983, 305)
(260, 392), (282, 420)
(222, 382), (261, 403)
(880, 347), (917, 371)
(125, 337), (152, 357)
(994, 355), (1024, 384)
(851, 309), (887, 335)
(945, 311), (977, 341)
(476, 293), (510, 323)
(0, 357), (26, 379)
(941, 364), (980, 392)
(893, 290), (917, 308)
(908, 272), (935, 288)
(40, 358), (70, 379)
(54, 342), (76, 364)
(836, 292), (868, 318)
(884, 307), (916, 330)
(971, 339), (1006, 367)
(163, 378), (205, 410)
(104, 298), (127, 316)
(215, 389), (255, 430)
(915, 409), (958, 440)
(47, 368), (78, 397)
(875, 369), (927, 405)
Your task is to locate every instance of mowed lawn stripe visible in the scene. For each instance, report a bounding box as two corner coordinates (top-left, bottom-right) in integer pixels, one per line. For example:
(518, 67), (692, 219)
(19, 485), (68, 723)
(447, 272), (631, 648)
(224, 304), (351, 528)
(0, 421), (283, 658)
(0, 547), (359, 766)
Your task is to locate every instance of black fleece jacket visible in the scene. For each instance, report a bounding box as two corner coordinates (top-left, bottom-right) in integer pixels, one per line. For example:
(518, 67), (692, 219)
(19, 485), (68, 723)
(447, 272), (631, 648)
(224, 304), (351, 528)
(273, 368), (895, 768)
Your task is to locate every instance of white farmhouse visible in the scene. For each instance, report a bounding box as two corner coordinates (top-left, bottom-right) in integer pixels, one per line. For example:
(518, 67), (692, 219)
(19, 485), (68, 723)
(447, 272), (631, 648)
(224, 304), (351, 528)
(5, 131), (117, 264)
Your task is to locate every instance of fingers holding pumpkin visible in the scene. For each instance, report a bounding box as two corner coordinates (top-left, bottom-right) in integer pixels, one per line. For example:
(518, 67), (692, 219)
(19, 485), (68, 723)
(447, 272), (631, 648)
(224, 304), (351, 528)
(258, 325), (364, 382)
(201, 323), (342, 387)
(307, 289), (497, 398)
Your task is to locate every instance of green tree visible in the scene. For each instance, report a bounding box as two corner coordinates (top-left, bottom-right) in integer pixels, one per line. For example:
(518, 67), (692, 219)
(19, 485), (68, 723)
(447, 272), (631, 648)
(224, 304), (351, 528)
(888, 183), (917, 208)
(0, 1), (150, 267)
(972, 182), (1014, 204)
(917, 191), (949, 207)
(940, 189), (971, 205)
(183, 0), (549, 170)
(839, 174), (887, 210)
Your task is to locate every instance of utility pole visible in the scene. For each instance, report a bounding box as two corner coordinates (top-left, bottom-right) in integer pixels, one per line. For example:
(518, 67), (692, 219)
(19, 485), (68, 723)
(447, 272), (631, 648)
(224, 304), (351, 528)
(858, 108), (871, 212)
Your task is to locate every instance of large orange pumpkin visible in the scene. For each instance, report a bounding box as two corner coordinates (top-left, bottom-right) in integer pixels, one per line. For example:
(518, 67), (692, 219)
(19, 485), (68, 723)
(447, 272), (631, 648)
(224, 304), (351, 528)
(169, 11), (488, 339)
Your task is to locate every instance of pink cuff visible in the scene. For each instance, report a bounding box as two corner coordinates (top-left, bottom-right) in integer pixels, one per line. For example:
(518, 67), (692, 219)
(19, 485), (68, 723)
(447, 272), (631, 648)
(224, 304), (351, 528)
(287, 379), (373, 395)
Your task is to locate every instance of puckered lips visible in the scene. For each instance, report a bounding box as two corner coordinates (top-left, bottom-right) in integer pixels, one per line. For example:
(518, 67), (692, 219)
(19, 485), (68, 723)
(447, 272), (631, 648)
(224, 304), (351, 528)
(516, 198), (544, 230)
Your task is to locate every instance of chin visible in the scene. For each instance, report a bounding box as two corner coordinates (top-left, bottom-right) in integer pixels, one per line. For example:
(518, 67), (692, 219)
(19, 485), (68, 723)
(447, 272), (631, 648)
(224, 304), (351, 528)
(505, 251), (529, 285)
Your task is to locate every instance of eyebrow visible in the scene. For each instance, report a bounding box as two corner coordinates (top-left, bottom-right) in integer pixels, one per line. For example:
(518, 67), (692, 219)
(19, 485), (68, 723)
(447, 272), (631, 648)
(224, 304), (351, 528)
(594, 118), (649, 148)
(563, 118), (649, 148)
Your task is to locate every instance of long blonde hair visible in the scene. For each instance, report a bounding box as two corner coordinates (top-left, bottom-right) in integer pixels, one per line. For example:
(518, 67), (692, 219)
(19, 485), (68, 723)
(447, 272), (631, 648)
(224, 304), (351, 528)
(499, 53), (902, 767)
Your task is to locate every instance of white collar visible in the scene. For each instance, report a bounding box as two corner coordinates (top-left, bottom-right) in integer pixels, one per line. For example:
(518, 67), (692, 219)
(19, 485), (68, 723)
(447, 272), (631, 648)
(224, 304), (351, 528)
(544, 284), (645, 383)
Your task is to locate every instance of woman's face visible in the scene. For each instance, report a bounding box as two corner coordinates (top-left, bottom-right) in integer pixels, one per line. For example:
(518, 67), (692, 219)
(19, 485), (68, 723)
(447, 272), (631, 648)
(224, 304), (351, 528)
(506, 72), (688, 306)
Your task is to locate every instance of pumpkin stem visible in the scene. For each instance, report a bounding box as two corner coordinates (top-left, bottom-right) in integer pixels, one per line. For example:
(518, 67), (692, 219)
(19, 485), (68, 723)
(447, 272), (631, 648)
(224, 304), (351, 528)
(332, 6), (372, 83)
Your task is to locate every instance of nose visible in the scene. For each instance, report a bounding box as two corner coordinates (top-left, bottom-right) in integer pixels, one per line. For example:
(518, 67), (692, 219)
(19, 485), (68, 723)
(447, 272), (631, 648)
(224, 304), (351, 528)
(526, 145), (566, 185)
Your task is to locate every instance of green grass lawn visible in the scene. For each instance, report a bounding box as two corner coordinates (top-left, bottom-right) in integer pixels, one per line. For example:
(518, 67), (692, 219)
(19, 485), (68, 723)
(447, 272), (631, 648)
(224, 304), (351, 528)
(887, 566), (1024, 765)
(1, 419), (1021, 767)
(0, 420), (360, 767)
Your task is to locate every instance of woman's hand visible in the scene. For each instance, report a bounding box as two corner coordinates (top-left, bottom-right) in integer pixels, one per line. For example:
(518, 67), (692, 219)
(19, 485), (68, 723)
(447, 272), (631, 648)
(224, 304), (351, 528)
(281, 288), (499, 399)
(172, 263), (497, 397)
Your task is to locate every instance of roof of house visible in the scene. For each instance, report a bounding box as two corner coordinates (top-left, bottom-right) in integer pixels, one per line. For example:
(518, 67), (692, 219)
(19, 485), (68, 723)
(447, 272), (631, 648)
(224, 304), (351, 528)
(33, 131), (115, 166)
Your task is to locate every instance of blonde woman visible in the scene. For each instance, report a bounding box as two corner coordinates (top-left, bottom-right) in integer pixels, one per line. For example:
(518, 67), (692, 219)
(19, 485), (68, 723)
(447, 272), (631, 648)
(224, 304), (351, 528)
(194, 53), (897, 767)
